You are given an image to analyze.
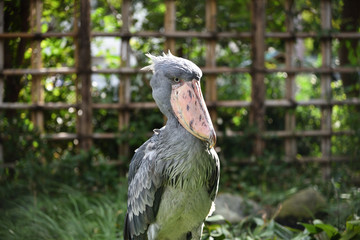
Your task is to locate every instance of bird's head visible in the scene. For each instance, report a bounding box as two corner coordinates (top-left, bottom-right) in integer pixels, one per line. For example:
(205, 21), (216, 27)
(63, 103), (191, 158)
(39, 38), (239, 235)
(142, 52), (216, 148)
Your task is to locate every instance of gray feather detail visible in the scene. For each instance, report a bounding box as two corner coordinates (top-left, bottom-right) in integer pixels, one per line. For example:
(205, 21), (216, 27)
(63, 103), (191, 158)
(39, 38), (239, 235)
(125, 134), (163, 238)
(207, 148), (220, 201)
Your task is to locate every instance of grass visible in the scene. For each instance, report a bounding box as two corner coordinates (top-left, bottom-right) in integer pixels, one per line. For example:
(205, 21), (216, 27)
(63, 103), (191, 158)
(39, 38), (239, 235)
(0, 184), (127, 240)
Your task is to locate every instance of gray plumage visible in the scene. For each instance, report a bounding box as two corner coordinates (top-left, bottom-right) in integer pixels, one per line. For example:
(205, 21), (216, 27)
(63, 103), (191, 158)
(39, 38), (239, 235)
(124, 52), (220, 240)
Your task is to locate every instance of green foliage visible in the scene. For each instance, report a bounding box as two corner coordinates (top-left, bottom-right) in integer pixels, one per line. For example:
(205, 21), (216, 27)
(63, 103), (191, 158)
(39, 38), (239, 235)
(217, 0), (251, 32)
(42, 0), (75, 32)
(0, 115), (53, 186)
(300, 219), (360, 240)
(0, 184), (127, 240)
(0, 115), (121, 196)
(203, 215), (360, 240)
(41, 38), (75, 67)
(91, 0), (122, 31)
(2, 145), (121, 194)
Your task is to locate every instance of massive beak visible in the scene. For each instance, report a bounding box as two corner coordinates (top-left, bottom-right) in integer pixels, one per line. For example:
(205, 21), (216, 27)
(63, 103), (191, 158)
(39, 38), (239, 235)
(170, 79), (216, 148)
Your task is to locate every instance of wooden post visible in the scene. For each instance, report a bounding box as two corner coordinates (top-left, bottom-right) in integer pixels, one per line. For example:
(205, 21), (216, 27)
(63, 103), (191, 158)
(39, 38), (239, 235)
(30, 0), (44, 132)
(164, 0), (176, 53)
(320, 0), (332, 177)
(77, 0), (92, 151)
(118, 0), (131, 160)
(0, 0), (3, 164)
(162, 0), (176, 124)
(205, 0), (218, 128)
(0, 0), (3, 103)
(284, 0), (297, 161)
(250, 0), (266, 156)
(74, 0), (80, 146)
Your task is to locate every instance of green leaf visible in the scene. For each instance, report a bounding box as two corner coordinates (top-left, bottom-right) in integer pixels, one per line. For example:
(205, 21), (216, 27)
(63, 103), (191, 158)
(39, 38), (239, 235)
(41, 23), (49, 33)
(341, 220), (360, 240)
(301, 223), (321, 234)
(253, 217), (265, 226)
(274, 222), (295, 239)
(314, 223), (340, 239)
(346, 220), (360, 229)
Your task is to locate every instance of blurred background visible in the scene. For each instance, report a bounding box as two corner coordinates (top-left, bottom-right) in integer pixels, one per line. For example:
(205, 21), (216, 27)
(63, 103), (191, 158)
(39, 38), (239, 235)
(1, 0), (360, 239)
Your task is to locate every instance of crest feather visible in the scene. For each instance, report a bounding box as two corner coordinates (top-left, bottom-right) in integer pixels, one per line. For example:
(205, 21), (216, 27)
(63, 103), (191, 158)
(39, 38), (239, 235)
(140, 51), (174, 72)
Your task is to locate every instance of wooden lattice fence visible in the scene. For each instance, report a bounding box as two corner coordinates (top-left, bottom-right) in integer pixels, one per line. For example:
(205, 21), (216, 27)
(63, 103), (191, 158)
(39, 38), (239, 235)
(0, 0), (360, 167)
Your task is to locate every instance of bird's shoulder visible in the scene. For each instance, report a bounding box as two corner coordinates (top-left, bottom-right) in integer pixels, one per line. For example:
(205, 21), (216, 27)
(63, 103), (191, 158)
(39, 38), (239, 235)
(127, 127), (164, 182)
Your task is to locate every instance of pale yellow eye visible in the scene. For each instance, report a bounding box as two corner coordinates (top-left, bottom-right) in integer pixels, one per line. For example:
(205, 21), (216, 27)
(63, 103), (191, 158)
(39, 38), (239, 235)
(174, 77), (180, 82)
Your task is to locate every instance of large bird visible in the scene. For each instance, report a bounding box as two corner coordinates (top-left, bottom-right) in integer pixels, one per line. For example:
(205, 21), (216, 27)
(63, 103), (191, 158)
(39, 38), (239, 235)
(124, 52), (220, 240)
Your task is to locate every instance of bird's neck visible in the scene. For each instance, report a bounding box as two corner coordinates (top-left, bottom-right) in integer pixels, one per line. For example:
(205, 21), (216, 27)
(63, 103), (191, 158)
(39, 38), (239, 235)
(164, 114), (179, 129)
(163, 114), (205, 149)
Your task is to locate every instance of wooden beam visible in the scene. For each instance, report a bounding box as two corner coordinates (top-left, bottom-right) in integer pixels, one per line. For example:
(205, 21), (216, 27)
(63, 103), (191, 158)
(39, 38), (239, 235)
(0, 0), (3, 104)
(92, 31), (251, 39)
(296, 156), (351, 164)
(320, 0), (332, 178)
(205, 0), (218, 129)
(221, 129), (354, 138)
(266, 31), (360, 39)
(93, 102), (157, 110)
(265, 66), (360, 73)
(42, 133), (78, 140)
(250, 0), (266, 156)
(284, 0), (297, 161)
(163, 0), (176, 125)
(77, 0), (92, 150)
(1, 30), (360, 40)
(3, 66), (360, 76)
(118, 0), (131, 160)
(164, 0), (176, 53)
(0, 32), (76, 38)
(0, 102), (78, 110)
(1, 98), (359, 111)
(30, 0), (44, 132)
(2, 67), (77, 75)
(27, 129), (358, 141)
(0, 0), (3, 164)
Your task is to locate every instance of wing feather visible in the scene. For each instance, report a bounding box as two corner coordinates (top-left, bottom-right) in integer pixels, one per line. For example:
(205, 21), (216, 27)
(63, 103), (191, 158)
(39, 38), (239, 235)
(207, 148), (220, 201)
(124, 135), (163, 239)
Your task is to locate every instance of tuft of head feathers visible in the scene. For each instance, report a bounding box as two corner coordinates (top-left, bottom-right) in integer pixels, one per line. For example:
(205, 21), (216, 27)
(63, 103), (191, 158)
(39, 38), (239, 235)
(140, 51), (174, 72)
(140, 51), (202, 79)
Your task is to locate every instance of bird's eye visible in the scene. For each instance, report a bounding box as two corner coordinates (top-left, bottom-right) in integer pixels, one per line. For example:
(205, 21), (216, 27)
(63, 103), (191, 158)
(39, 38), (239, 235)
(173, 77), (180, 82)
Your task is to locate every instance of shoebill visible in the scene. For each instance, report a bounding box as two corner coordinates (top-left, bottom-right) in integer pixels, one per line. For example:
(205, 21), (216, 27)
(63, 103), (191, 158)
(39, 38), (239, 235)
(124, 52), (220, 240)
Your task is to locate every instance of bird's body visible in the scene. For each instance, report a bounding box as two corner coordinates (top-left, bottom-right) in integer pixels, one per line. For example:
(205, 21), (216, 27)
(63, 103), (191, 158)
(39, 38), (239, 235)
(124, 53), (219, 240)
